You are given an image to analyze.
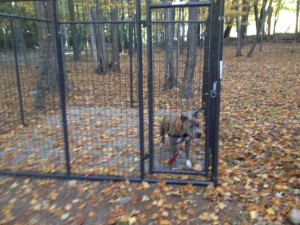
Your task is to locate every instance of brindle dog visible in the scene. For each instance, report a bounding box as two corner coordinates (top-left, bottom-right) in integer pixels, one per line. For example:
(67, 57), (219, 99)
(160, 111), (202, 168)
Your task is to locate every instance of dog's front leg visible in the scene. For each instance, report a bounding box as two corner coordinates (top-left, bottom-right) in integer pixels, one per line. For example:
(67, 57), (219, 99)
(169, 137), (179, 157)
(169, 137), (179, 167)
(185, 139), (192, 168)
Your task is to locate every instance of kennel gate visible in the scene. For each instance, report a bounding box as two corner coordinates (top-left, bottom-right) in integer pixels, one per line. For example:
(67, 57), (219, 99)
(145, 0), (224, 186)
(0, 0), (223, 186)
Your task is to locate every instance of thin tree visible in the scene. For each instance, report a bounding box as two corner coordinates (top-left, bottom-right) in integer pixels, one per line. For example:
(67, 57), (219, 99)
(240, 0), (250, 39)
(235, 0), (242, 56)
(164, 1), (177, 89)
(224, 0), (235, 38)
(296, 0), (300, 39)
(247, 0), (273, 57)
(267, 5), (273, 37)
(272, 0), (285, 36)
(68, 0), (81, 60)
(109, 2), (120, 72)
(95, 0), (108, 74)
(13, 3), (29, 66)
(88, 8), (99, 70)
(34, 2), (73, 109)
(182, 1), (199, 99)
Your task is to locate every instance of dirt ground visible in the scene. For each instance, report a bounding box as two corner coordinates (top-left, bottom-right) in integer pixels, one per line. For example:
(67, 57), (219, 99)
(0, 176), (247, 225)
(0, 43), (299, 225)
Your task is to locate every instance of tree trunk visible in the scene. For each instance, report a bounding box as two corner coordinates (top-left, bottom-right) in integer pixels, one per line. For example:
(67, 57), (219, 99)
(247, 0), (273, 57)
(120, 12), (129, 52)
(267, 6), (273, 37)
(164, 6), (176, 89)
(253, 1), (259, 38)
(236, 2), (242, 57)
(34, 1), (73, 110)
(296, 0), (300, 38)
(240, 0), (250, 39)
(182, 2), (199, 99)
(13, 4), (29, 66)
(68, 0), (80, 60)
(110, 5), (120, 72)
(34, 2), (58, 109)
(61, 0), (69, 50)
(272, 0), (283, 38)
(88, 9), (99, 70)
(95, 0), (108, 74)
(3, 25), (8, 52)
(224, 24), (232, 38)
(259, 0), (267, 27)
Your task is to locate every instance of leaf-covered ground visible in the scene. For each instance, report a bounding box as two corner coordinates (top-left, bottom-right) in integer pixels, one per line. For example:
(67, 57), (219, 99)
(0, 43), (299, 224)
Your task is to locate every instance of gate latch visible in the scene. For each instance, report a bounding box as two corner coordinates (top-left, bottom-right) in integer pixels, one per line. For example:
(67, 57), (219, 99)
(210, 81), (217, 98)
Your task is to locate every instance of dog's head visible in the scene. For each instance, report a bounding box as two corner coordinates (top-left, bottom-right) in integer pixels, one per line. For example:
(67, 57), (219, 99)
(180, 110), (202, 139)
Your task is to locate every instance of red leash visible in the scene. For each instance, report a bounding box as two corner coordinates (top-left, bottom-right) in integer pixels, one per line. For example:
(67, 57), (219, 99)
(168, 146), (182, 166)
(168, 119), (184, 167)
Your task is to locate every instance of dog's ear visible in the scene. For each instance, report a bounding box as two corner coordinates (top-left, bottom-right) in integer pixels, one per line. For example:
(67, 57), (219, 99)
(193, 110), (201, 118)
(180, 114), (188, 121)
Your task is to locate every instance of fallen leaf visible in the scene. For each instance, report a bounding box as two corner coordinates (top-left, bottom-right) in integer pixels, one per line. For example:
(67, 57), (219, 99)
(88, 211), (95, 218)
(60, 212), (69, 221)
(266, 208), (276, 216)
(249, 210), (258, 220)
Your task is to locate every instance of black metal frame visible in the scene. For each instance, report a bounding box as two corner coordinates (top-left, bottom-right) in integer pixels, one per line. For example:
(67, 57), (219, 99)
(0, 0), (224, 187)
(146, 0), (224, 186)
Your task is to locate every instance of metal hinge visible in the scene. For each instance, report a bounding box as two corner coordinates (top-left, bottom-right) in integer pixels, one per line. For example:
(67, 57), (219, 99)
(210, 81), (217, 98)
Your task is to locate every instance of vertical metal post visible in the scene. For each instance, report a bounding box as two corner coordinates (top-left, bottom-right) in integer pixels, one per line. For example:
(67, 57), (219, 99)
(208, 0), (216, 181)
(202, 24), (211, 178)
(136, 0), (145, 180)
(10, 18), (26, 126)
(129, 20), (134, 108)
(147, 0), (154, 173)
(212, 0), (224, 187)
(52, 0), (71, 175)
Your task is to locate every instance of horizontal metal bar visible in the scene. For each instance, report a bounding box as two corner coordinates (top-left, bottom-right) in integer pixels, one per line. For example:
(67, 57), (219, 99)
(150, 1), (211, 9)
(146, 178), (214, 186)
(0, 13), (51, 23)
(151, 169), (207, 176)
(59, 20), (135, 25)
(150, 20), (209, 24)
(0, 171), (213, 186)
(0, 0), (49, 2)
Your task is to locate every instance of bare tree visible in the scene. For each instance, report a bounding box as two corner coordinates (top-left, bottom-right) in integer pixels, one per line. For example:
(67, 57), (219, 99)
(68, 0), (81, 60)
(247, 0), (273, 57)
(34, 2), (73, 109)
(224, 0), (235, 38)
(88, 8), (98, 70)
(272, 0), (285, 35)
(235, 0), (242, 56)
(296, 0), (300, 38)
(13, 3), (29, 66)
(182, 1), (199, 99)
(109, 2), (120, 72)
(267, 6), (273, 37)
(164, 3), (177, 89)
(95, 0), (108, 74)
(240, 0), (250, 39)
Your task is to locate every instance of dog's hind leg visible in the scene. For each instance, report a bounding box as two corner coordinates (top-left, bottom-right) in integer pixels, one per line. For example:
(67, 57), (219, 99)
(160, 117), (169, 143)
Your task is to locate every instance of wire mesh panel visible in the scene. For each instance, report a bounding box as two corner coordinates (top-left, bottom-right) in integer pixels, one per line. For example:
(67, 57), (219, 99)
(0, 1), (66, 174)
(57, 0), (141, 178)
(0, 0), (223, 186)
(145, 0), (222, 185)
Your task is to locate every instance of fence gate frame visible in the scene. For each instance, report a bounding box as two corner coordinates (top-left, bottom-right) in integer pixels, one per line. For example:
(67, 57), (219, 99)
(145, 0), (224, 187)
(0, 0), (224, 187)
